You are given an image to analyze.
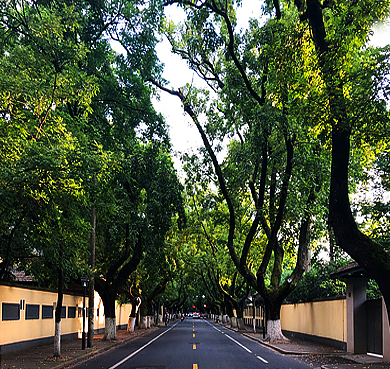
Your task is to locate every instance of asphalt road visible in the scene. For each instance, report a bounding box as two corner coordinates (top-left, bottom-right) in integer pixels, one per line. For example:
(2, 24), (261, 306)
(72, 318), (312, 369)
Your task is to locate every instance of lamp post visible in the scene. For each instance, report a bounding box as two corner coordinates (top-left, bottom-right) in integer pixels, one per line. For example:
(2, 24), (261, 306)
(80, 275), (89, 350)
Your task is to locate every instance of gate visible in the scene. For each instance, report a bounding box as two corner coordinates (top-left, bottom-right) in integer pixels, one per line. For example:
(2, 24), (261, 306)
(366, 299), (383, 355)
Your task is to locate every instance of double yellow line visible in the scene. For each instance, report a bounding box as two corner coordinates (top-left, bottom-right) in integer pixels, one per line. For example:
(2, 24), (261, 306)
(193, 321), (198, 369)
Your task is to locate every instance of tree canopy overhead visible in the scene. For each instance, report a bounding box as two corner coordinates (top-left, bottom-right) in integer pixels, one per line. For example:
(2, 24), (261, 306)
(152, 0), (390, 340)
(0, 0), (389, 349)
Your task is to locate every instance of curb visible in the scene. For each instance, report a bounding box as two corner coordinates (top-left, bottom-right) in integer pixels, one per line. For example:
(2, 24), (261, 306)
(242, 333), (317, 355)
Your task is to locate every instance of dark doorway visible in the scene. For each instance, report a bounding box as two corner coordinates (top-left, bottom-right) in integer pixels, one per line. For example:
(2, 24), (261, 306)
(366, 299), (383, 355)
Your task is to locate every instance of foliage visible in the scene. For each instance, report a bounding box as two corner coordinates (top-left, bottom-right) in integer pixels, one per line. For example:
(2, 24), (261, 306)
(286, 259), (348, 303)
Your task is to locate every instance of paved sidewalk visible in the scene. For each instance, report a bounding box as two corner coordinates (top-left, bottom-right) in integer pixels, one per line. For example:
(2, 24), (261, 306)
(216, 321), (389, 369)
(0, 326), (160, 369)
(243, 330), (389, 369)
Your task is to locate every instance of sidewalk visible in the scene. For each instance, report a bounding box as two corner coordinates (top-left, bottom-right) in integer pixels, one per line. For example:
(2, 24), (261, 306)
(0, 326), (160, 369)
(242, 330), (389, 369)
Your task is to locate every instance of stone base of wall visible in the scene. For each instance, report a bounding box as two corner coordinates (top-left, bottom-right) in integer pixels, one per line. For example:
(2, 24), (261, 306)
(0, 332), (78, 355)
(283, 330), (347, 351)
(0, 324), (129, 355)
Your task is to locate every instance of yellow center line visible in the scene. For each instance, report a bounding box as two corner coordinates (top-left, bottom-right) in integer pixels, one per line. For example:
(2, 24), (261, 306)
(193, 344), (196, 350)
(193, 333), (195, 338)
(193, 364), (198, 369)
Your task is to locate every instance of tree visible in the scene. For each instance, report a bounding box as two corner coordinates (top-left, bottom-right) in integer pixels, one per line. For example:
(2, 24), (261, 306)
(294, 0), (390, 322)
(0, 0), (99, 356)
(94, 143), (185, 340)
(0, 0), (180, 351)
(152, 0), (330, 341)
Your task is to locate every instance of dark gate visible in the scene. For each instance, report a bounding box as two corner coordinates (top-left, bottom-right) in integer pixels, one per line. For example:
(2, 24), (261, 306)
(366, 299), (382, 355)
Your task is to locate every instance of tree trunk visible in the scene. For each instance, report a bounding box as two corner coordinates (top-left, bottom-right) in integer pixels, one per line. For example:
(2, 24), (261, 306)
(54, 321), (61, 357)
(329, 128), (390, 324)
(234, 301), (246, 331)
(139, 301), (148, 329)
(88, 204), (96, 348)
(101, 293), (117, 341)
(263, 295), (288, 343)
(104, 317), (116, 341)
(127, 317), (136, 332)
(54, 263), (64, 357)
(224, 295), (234, 319)
(304, 0), (390, 325)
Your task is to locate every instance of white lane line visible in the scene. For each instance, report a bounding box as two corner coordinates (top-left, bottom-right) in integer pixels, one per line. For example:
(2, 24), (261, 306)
(211, 325), (221, 332)
(257, 355), (269, 364)
(224, 334), (252, 353)
(108, 323), (178, 369)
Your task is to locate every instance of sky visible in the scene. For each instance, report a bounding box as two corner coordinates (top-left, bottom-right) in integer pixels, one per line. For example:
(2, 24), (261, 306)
(152, 4), (390, 174)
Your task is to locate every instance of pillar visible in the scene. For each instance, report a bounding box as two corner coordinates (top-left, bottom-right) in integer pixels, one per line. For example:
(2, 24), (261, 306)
(346, 278), (367, 354)
(383, 298), (390, 362)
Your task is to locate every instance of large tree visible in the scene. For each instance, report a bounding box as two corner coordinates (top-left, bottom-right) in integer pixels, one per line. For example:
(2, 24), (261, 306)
(0, 0), (99, 356)
(152, 0), (330, 341)
(292, 0), (390, 322)
(0, 0), (183, 350)
(94, 143), (185, 340)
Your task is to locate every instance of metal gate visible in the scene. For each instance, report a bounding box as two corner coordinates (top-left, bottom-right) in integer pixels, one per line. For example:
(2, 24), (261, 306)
(366, 299), (383, 355)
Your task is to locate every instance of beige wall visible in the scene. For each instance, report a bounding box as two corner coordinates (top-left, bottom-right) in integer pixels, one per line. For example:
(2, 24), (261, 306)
(281, 299), (347, 343)
(243, 299), (347, 344)
(0, 284), (132, 348)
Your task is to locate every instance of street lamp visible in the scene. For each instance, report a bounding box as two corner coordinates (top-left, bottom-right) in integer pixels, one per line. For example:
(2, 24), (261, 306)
(80, 275), (89, 350)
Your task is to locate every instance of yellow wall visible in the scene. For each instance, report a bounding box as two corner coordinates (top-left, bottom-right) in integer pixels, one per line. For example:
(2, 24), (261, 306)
(243, 299), (346, 343)
(281, 299), (347, 343)
(0, 284), (132, 348)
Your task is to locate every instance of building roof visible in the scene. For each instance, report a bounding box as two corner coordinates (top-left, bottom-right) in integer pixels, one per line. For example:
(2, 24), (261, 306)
(330, 260), (370, 280)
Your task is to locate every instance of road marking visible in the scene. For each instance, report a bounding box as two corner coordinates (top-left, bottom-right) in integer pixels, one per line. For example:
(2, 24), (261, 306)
(257, 355), (268, 364)
(224, 334), (252, 353)
(193, 333), (195, 338)
(108, 323), (178, 369)
(193, 364), (198, 369)
(193, 344), (197, 350)
(206, 321), (220, 331)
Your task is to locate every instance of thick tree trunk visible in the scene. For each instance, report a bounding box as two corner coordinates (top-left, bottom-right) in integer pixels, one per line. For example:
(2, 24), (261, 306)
(263, 296), (288, 343)
(304, 0), (390, 325)
(54, 321), (61, 357)
(101, 294), (117, 341)
(54, 265), (64, 357)
(139, 301), (148, 329)
(88, 204), (96, 348)
(104, 317), (116, 340)
(224, 295), (234, 319)
(329, 128), (390, 324)
(235, 303), (246, 330)
(127, 317), (136, 332)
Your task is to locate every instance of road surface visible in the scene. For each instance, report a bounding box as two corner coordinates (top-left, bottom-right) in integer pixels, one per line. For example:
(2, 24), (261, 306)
(72, 318), (312, 369)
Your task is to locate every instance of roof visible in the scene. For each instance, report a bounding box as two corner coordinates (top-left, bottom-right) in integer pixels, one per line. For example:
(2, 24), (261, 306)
(330, 260), (370, 280)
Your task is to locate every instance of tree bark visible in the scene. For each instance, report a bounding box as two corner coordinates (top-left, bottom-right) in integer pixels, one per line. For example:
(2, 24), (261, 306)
(263, 294), (288, 342)
(88, 204), (96, 348)
(329, 128), (390, 321)
(54, 258), (64, 357)
(304, 0), (390, 325)
(98, 286), (117, 341)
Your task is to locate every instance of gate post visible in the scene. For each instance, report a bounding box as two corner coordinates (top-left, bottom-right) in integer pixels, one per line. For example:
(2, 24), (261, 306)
(383, 298), (390, 362)
(346, 278), (367, 354)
